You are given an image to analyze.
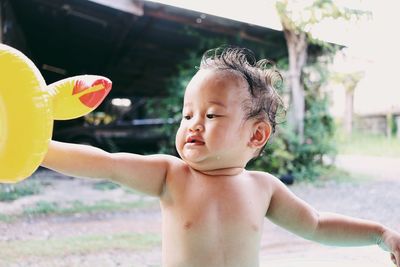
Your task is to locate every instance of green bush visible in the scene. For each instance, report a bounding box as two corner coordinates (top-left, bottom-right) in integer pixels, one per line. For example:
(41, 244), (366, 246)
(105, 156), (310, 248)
(0, 179), (41, 202)
(251, 91), (336, 181)
(250, 59), (336, 181)
(93, 181), (120, 191)
(23, 201), (59, 216)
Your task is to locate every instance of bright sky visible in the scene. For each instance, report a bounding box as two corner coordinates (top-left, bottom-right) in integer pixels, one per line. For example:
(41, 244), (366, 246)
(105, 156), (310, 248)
(147, 0), (400, 115)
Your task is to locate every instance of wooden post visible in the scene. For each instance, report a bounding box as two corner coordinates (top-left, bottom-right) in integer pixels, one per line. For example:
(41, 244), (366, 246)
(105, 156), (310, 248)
(396, 116), (400, 140)
(344, 89), (354, 136)
(386, 113), (393, 138)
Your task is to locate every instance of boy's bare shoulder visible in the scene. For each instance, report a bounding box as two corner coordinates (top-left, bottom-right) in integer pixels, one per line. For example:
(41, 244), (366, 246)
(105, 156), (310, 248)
(159, 154), (191, 178)
(148, 154), (183, 165)
(161, 154), (187, 169)
(246, 170), (282, 190)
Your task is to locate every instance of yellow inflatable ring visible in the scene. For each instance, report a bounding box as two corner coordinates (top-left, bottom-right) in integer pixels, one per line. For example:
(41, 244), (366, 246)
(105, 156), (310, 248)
(0, 44), (112, 183)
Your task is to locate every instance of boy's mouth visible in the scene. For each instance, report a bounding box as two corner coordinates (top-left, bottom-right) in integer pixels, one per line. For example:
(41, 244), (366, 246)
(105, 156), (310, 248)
(186, 136), (205, 145)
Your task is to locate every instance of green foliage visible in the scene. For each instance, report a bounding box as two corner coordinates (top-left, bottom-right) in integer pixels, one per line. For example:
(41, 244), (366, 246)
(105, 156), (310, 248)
(250, 90), (336, 181)
(389, 113), (397, 137)
(0, 179), (41, 202)
(0, 233), (161, 261)
(337, 130), (400, 158)
(0, 214), (12, 223)
(276, 0), (371, 37)
(59, 200), (153, 214)
(276, 0), (370, 54)
(331, 71), (364, 92)
(393, 117), (398, 137)
(249, 60), (337, 181)
(23, 201), (59, 215)
(19, 199), (157, 219)
(93, 181), (120, 191)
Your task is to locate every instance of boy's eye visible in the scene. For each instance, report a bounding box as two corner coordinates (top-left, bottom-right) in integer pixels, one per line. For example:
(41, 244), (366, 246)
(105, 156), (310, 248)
(183, 115), (191, 120)
(206, 114), (217, 119)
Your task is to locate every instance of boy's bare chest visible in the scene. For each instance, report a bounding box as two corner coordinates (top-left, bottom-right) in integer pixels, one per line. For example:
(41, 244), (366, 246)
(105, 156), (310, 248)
(163, 174), (270, 232)
(160, 173), (271, 266)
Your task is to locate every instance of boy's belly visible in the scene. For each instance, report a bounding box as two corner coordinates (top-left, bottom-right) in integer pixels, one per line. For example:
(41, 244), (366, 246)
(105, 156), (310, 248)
(161, 208), (264, 267)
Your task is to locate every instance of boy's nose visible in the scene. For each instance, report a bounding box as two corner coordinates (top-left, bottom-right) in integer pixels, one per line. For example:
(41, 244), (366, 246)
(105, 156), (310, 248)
(189, 121), (204, 132)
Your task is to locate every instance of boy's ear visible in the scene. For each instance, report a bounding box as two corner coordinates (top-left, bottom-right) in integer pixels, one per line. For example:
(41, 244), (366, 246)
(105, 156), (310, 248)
(249, 121), (271, 149)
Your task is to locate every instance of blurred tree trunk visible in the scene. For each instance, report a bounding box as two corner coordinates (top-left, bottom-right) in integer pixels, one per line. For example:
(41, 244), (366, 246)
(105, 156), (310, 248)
(276, 0), (370, 141)
(332, 71), (363, 136)
(283, 28), (308, 141)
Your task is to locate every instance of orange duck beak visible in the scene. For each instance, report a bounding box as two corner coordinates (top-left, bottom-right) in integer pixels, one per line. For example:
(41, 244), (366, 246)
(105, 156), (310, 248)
(49, 75), (112, 120)
(73, 78), (112, 109)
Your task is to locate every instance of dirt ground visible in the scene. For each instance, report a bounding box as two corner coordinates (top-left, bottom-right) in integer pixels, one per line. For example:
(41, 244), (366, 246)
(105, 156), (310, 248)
(1, 155), (399, 266)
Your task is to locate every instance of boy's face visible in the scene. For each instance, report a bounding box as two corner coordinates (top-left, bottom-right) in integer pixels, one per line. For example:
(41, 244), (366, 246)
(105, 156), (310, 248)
(175, 69), (256, 172)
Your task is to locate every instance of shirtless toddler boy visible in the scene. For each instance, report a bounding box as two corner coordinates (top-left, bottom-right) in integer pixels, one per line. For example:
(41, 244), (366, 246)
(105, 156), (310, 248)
(42, 47), (400, 267)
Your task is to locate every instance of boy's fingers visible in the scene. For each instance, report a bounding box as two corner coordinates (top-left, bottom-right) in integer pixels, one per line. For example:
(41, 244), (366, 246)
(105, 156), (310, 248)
(394, 253), (400, 267)
(391, 253), (398, 266)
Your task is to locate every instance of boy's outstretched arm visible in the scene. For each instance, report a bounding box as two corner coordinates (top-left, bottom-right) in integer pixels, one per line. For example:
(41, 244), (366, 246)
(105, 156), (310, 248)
(41, 140), (175, 197)
(266, 177), (400, 266)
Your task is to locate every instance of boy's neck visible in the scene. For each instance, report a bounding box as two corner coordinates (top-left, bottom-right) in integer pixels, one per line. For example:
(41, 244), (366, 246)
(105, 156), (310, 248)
(190, 166), (245, 177)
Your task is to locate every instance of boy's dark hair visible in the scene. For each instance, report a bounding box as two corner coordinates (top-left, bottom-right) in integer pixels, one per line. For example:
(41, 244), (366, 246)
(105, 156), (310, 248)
(199, 46), (286, 156)
(200, 46), (285, 132)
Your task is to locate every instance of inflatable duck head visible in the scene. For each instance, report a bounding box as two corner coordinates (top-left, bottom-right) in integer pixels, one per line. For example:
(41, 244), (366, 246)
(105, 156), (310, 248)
(0, 44), (112, 183)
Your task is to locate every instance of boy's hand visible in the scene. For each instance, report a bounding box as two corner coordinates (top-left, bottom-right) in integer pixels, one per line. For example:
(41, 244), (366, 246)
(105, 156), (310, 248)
(379, 228), (400, 267)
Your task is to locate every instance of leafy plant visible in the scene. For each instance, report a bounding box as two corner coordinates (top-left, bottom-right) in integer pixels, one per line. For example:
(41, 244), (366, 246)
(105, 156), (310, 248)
(93, 181), (120, 191)
(0, 233), (161, 261)
(23, 201), (59, 216)
(0, 179), (41, 202)
(250, 60), (337, 181)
